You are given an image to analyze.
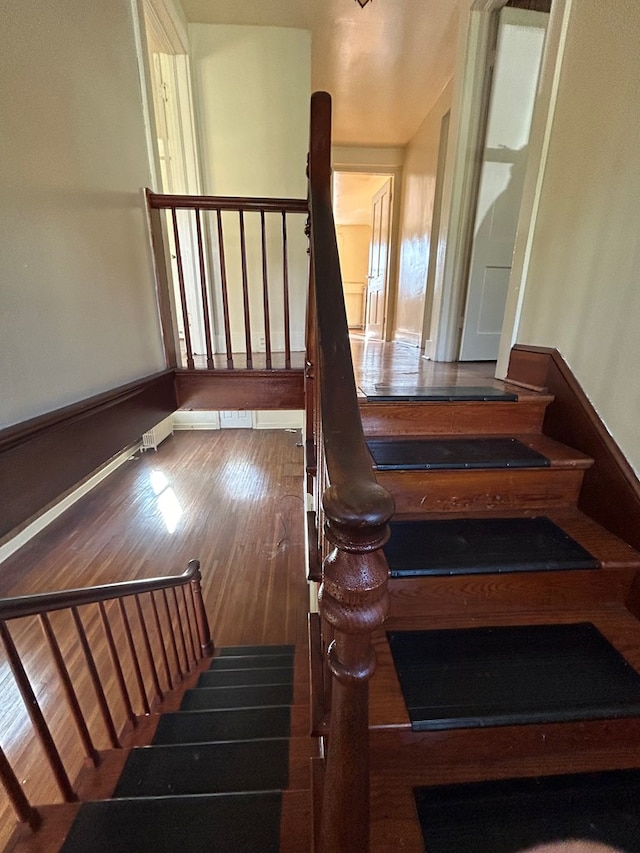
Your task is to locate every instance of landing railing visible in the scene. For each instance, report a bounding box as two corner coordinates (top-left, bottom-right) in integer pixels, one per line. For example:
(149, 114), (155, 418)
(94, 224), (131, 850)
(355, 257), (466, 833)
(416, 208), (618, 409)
(0, 562), (211, 833)
(146, 191), (308, 372)
(307, 92), (395, 852)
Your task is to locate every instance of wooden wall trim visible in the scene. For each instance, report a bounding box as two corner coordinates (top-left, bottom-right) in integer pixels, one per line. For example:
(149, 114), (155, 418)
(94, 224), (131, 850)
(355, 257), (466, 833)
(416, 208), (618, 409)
(508, 345), (640, 551)
(0, 371), (177, 541)
(175, 369), (304, 411)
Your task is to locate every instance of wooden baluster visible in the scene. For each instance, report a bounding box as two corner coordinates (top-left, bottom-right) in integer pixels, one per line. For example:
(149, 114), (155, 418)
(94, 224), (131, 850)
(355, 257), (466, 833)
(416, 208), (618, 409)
(260, 210), (272, 369)
(0, 621), (77, 803)
(71, 607), (119, 749)
(195, 209), (215, 369)
(239, 210), (253, 368)
(0, 745), (42, 830)
(149, 591), (174, 691)
(181, 586), (197, 667)
(98, 601), (136, 728)
(118, 598), (150, 715)
(216, 210), (234, 368)
(282, 211), (292, 369)
(39, 613), (100, 767)
(134, 595), (163, 703)
(317, 502), (391, 853)
(172, 588), (190, 672)
(162, 589), (183, 681)
(171, 208), (195, 370)
(189, 563), (214, 657)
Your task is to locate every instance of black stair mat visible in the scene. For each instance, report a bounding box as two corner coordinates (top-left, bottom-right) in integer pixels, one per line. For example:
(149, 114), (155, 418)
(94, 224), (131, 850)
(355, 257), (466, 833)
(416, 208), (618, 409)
(181, 683), (293, 711)
(209, 653), (295, 671)
(198, 667), (293, 688)
(414, 769), (640, 853)
(368, 437), (549, 470)
(152, 706), (291, 745)
(60, 792), (282, 853)
(114, 738), (289, 797)
(387, 622), (640, 731)
(218, 644), (295, 656)
(359, 383), (518, 402)
(385, 516), (599, 577)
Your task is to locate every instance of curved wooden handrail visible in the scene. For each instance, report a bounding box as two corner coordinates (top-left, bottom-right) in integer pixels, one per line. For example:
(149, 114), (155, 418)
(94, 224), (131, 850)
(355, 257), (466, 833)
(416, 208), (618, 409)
(147, 191), (308, 214)
(308, 91), (394, 853)
(0, 560), (201, 621)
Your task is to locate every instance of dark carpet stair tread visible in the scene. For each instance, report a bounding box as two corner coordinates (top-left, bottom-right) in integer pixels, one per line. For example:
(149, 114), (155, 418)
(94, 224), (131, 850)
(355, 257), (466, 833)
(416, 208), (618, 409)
(414, 769), (640, 853)
(387, 622), (640, 731)
(152, 706), (291, 744)
(359, 383), (518, 402)
(385, 516), (599, 576)
(114, 738), (289, 797)
(208, 653), (295, 671)
(368, 437), (550, 470)
(60, 792), (282, 853)
(218, 644), (294, 656)
(197, 666), (293, 688)
(181, 683), (294, 711)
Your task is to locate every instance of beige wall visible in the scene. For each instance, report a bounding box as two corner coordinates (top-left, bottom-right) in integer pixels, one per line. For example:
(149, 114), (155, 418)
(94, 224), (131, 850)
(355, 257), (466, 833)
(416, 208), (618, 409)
(394, 81), (453, 347)
(0, 0), (165, 430)
(337, 225), (370, 327)
(516, 0), (640, 474)
(189, 25), (311, 352)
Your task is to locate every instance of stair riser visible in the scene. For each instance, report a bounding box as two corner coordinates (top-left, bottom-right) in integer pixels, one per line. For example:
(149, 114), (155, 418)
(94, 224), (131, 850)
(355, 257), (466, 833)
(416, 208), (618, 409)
(360, 400), (551, 437)
(386, 568), (637, 618)
(369, 721), (640, 788)
(377, 468), (584, 514)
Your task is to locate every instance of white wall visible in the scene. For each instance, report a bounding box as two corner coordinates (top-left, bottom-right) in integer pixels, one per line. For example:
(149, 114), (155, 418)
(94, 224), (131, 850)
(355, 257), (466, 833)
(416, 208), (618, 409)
(394, 81), (453, 347)
(0, 0), (165, 429)
(516, 0), (640, 474)
(188, 25), (311, 354)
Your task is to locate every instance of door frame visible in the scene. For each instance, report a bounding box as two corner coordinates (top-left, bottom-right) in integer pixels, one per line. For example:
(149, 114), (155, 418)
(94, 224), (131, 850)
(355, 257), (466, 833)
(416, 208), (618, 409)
(431, 0), (573, 365)
(331, 148), (403, 342)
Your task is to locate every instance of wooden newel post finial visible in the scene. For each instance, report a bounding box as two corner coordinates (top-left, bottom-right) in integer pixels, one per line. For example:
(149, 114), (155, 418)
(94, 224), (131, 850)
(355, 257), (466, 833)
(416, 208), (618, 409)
(318, 483), (392, 853)
(189, 561), (214, 657)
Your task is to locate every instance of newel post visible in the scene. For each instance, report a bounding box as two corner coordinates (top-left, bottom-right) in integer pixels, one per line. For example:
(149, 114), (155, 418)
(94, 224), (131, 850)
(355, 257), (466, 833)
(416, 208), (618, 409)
(317, 483), (392, 853)
(189, 561), (214, 657)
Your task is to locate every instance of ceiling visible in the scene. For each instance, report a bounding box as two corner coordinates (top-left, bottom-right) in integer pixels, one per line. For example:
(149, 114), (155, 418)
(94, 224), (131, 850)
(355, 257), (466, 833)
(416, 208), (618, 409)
(180, 0), (469, 146)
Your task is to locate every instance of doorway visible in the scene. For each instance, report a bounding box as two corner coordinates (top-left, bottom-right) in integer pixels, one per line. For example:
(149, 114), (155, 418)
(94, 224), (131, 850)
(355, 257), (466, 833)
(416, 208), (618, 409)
(332, 171), (395, 340)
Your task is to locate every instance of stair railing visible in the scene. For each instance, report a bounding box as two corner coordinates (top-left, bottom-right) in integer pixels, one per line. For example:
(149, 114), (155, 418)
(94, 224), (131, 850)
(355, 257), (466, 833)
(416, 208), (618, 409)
(0, 561), (212, 833)
(307, 91), (395, 852)
(146, 191), (308, 371)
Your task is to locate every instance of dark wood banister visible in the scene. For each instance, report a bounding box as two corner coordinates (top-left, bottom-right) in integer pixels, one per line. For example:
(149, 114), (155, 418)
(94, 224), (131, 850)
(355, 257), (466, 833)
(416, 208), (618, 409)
(147, 192), (307, 214)
(308, 91), (395, 852)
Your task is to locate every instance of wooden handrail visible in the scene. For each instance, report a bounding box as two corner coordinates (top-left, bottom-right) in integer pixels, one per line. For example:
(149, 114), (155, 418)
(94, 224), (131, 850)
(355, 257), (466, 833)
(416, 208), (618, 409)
(147, 191), (308, 213)
(0, 561), (201, 621)
(308, 91), (394, 853)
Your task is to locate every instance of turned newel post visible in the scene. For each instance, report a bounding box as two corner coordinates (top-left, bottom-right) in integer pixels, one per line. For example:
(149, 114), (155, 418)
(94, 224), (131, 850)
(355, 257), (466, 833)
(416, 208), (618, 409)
(189, 560), (214, 657)
(318, 481), (393, 853)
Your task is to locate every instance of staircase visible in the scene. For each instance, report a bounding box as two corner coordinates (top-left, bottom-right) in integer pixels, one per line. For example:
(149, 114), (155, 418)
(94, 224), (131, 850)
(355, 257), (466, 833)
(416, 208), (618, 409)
(356, 382), (640, 851)
(9, 644), (314, 852)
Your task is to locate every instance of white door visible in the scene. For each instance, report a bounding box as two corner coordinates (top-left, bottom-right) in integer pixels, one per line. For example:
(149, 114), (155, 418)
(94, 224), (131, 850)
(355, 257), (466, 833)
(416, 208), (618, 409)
(365, 178), (393, 340)
(459, 8), (548, 361)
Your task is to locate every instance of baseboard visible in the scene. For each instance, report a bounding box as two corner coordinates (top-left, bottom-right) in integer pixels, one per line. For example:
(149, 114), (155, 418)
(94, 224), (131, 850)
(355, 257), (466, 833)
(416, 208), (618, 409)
(173, 411), (221, 430)
(392, 330), (421, 347)
(0, 442), (141, 565)
(507, 345), (640, 552)
(172, 410), (303, 430)
(0, 370), (177, 539)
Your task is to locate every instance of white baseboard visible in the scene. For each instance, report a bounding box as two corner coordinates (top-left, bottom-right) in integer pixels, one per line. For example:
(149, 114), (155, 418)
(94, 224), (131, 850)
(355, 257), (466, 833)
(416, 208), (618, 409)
(173, 410), (303, 430)
(0, 443), (141, 566)
(393, 329), (421, 347)
(172, 411), (221, 430)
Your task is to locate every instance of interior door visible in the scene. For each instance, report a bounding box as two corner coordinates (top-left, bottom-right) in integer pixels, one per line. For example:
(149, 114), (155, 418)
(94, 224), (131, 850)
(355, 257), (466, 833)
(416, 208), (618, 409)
(459, 8), (548, 361)
(365, 178), (392, 340)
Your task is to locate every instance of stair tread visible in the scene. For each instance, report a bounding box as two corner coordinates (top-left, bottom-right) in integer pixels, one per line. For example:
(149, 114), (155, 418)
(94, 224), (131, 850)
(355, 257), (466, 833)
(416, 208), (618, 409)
(208, 653), (295, 670)
(414, 768), (640, 853)
(218, 644), (295, 656)
(358, 383), (518, 402)
(152, 706), (292, 744)
(197, 666), (293, 687)
(385, 515), (599, 577)
(181, 683), (294, 711)
(387, 622), (640, 731)
(59, 792), (283, 853)
(114, 738), (289, 797)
